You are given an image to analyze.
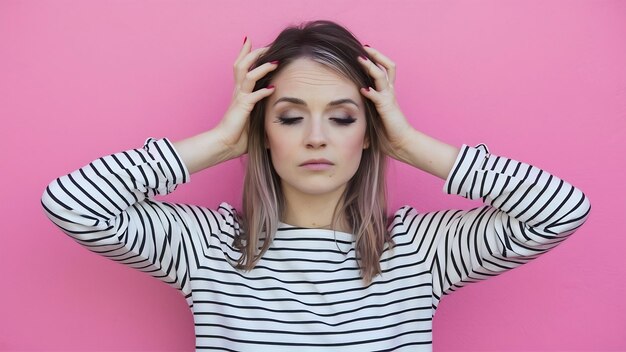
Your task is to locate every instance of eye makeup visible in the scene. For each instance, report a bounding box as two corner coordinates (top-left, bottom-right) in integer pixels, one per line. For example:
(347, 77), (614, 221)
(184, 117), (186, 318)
(330, 117), (356, 125)
(274, 116), (356, 126)
(276, 116), (303, 125)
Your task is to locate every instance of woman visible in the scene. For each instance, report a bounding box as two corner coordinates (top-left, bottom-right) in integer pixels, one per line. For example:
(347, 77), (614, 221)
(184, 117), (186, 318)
(42, 20), (591, 351)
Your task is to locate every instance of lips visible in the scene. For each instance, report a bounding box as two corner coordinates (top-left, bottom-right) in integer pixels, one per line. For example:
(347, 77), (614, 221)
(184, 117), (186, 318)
(299, 159), (334, 166)
(299, 159), (334, 171)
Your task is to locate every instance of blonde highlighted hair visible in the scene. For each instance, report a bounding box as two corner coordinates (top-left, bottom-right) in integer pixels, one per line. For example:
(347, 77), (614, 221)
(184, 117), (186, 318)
(234, 20), (394, 284)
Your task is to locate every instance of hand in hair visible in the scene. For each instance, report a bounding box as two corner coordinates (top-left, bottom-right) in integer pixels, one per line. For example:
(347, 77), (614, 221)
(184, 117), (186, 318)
(172, 38), (278, 174)
(217, 38), (278, 158)
(358, 46), (459, 179)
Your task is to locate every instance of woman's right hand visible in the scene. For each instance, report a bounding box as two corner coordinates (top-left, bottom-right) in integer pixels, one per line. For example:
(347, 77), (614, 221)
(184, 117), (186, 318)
(172, 38), (278, 174)
(215, 38), (278, 159)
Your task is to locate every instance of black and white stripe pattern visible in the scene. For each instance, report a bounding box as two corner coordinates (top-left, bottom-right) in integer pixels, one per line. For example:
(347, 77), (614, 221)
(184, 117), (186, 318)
(41, 138), (590, 351)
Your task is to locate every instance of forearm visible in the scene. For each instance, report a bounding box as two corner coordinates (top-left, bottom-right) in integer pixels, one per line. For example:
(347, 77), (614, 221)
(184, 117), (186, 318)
(172, 128), (233, 174)
(395, 128), (460, 180)
(42, 138), (188, 231)
(42, 138), (196, 294)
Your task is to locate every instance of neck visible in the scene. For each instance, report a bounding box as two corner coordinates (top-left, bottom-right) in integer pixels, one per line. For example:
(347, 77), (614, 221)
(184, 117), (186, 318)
(281, 185), (350, 232)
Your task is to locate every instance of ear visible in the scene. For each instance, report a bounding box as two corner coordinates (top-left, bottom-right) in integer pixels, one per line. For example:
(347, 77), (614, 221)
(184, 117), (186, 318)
(363, 135), (370, 149)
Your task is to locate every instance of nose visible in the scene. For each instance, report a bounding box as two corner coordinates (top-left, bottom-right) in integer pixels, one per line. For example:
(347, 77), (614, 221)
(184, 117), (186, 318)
(305, 117), (327, 149)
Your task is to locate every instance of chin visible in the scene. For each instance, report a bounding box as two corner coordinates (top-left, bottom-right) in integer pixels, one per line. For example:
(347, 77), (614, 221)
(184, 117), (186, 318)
(284, 179), (350, 197)
(296, 185), (345, 196)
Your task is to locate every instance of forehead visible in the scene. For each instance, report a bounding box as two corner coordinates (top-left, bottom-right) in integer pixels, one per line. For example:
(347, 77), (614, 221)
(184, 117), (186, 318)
(268, 58), (360, 105)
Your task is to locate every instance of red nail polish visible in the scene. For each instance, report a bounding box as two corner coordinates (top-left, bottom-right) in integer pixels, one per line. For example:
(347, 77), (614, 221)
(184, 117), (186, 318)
(364, 44), (370, 47)
(243, 36), (247, 45)
(270, 60), (279, 65)
(365, 87), (370, 91)
(359, 55), (367, 60)
(267, 85), (275, 89)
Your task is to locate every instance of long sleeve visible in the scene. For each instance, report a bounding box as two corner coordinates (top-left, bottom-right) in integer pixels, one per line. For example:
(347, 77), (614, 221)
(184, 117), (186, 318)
(395, 144), (591, 308)
(41, 138), (223, 297)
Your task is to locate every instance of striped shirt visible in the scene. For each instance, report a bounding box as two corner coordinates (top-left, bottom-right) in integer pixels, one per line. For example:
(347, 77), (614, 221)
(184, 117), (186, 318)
(41, 138), (591, 351)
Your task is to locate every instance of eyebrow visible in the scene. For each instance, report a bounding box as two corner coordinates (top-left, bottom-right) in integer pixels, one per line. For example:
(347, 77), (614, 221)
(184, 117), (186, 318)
(272, 97), (360, 108)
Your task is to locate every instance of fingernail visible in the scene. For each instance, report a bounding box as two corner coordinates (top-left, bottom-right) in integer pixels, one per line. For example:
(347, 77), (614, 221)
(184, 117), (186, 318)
(267, 85), (275, 89)
(364, 87), (370, 91)
(243, 36), (247, 45)
(270, 60), (279, 65)
(359, 55), (367, 61)
(364, 44), (370, 47)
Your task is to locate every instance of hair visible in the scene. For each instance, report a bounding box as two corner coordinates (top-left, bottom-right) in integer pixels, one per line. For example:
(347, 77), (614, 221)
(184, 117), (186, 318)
(234, 20), (394, 284)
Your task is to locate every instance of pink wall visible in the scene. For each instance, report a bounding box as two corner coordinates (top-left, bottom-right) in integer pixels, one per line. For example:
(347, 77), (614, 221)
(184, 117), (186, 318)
(1, 0), (624, 350)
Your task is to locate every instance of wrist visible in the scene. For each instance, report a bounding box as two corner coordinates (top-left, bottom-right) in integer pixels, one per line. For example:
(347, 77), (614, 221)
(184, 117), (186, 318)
(172, 128), (234, 174)
(391, 128), (460, 180)
(389, 127), (419, 164)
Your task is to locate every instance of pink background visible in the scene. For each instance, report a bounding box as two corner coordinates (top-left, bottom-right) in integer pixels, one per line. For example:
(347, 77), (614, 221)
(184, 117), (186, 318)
(1, 0), (624, 350)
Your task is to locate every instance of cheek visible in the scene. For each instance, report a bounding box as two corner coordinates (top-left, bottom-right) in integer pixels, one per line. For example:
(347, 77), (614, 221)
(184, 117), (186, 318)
(341, 127), (368, 157)
(266, 130), (295, 167)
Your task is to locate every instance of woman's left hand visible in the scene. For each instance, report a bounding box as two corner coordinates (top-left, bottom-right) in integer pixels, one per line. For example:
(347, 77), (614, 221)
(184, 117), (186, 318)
(358, 46), (460, 179)
(358, 46), (414, 160)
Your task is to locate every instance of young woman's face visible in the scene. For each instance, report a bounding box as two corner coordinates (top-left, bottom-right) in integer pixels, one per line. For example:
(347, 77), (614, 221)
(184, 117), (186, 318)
(264, 58), (369, 199)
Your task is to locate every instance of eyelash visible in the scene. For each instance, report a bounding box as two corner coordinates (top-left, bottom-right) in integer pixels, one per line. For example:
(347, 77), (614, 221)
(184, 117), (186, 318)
(276, 116), (356, 126)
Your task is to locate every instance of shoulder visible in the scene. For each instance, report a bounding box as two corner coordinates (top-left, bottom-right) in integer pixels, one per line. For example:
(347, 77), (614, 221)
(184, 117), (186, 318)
(162, 201), (241, 238)
(387, 206), (419, 243)
(216, 202), (238, 223)
(198, 202), (243, 259)
(214, 202), (242, 235)
(388, 206), (415, 230)
(387, 205), (466, 242)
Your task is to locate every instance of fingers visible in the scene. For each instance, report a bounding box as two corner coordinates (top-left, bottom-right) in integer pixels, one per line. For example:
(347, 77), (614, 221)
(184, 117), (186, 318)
(243, 85), (276, 107)
(359, 86), (388, 108)
(234, 37), (252, 66)
(358, 45), (399, 110)
(358, 46), (397, 96)
(240, 61), (278, 92)
(231, 37), (279, 106)
(358, 55), (388, 92)
(363, 46), (396, 84)
(234, 38), (270, 83)
(228, 38), (277, 112)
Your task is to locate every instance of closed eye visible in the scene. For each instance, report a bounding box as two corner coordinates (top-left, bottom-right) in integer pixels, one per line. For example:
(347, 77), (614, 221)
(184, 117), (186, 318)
(275, 116), (356, 126)
(276, 116), (303, 125)
(331, 117), (356, 125)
